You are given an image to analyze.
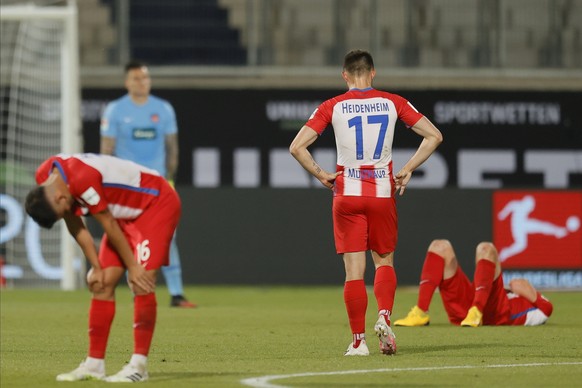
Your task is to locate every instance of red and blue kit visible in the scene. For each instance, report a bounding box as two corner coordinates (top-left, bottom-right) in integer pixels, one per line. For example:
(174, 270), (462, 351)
(305, 88), (423, 253)
(439, 269), (553, 326)
(35, 153), (181, 270)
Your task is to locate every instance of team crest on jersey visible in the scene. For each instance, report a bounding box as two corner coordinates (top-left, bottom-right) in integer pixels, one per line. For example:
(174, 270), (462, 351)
(150, 114), (160, 123)
(80, 187), (100, 206)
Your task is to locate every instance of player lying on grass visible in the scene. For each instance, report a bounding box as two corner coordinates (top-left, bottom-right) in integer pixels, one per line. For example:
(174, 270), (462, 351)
(394, 239), (553, 327)
(25, 153), (180, 382)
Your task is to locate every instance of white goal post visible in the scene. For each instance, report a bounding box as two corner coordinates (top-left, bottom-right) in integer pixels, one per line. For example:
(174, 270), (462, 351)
(1, 0), (82, 290)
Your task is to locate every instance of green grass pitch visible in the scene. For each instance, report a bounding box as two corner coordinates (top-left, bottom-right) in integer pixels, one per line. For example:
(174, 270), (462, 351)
(2, 286), (581, 387)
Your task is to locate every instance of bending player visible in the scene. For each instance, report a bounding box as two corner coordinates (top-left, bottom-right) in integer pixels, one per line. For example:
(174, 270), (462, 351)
(25, 153), (180, 382)
(394, 239), (553, 327)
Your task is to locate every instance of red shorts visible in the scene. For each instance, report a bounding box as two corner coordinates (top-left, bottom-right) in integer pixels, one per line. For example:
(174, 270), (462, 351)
(99, 183), (181, 271)
(332, 196), (397, 254)
(439, 267), (511, 325)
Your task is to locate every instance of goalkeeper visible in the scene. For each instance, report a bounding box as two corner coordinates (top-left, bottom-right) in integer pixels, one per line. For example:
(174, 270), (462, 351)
(394, 239), (553, 327)
(100, 60), (195, 308)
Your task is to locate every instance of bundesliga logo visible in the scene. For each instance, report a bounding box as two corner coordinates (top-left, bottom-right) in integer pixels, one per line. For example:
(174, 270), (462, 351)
(493, 191), (582, 269)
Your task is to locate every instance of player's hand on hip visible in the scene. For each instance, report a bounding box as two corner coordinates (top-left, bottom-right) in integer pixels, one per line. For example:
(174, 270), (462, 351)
(319, 171), (341, 190)
(394, 170), (412, 196)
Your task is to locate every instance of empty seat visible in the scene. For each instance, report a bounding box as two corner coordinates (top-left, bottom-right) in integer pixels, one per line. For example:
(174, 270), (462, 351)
(128, 0), (247, 65)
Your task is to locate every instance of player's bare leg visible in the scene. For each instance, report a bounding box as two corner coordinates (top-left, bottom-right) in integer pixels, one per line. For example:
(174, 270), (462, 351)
(509, 278), (537, 302)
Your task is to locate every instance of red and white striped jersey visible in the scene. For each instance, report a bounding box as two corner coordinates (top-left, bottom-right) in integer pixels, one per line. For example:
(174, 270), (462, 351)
(305, 88), (423, 197)
(35, 153), (165, 219)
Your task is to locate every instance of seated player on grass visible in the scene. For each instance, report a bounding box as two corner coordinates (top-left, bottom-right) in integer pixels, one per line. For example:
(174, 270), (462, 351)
(394, 239), (553, 327)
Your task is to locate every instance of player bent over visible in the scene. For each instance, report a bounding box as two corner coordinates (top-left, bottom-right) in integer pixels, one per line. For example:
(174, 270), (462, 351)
(25, 153), (181, 382)
(394, 240), (553, 327)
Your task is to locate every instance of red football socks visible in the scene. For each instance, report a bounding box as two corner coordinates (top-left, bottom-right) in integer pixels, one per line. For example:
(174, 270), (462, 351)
(352, 332), (366, 348)
(472, 259), (496, 311)
(88, 299), (115, 359)
(417, 252), (445, 312)
(133, 293), (157, 356)
(373, 265), (396, 321)
(344, 279), (368, 341)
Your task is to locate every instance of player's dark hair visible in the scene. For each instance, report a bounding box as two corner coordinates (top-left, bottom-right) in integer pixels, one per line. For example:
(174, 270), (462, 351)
(343, 50), (374, 76)
(25, 186), (58, 229)
(124, 60), (148, 74)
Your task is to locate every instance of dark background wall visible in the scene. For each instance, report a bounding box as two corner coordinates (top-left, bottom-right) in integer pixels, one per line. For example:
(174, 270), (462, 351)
(82, 88), (582, 188)
(174, 188), (492, 285)
(80, 87), (580, 286)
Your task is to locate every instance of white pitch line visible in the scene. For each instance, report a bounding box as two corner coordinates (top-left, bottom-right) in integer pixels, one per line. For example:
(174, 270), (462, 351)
(240, 362), (582, 388)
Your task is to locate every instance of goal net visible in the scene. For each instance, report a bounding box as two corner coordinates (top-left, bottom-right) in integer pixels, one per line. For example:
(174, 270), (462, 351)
(0, 1), (82, 289)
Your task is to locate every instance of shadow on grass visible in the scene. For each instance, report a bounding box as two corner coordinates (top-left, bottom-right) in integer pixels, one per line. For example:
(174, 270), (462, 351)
(291, 384), (454, 388)
(151, 371), (241, 382)
(401, 342), (512, 354)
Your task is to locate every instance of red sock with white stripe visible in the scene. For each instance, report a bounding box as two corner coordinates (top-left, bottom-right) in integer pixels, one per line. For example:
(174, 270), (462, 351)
(417, 252), (445, 312)
(344, 279), (368, 347)
(472, 259), (496, 311)
(374, 265), (396, 325)
(133, 293), (157, 356)
(88, 299), (115, 359)
(352, 333), (366, 347)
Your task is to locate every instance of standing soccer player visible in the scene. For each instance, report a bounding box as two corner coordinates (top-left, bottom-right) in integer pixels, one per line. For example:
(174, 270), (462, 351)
(290, 50), (443, 356)
(100, 60), (195, 308)
(25, 153), (180, 381)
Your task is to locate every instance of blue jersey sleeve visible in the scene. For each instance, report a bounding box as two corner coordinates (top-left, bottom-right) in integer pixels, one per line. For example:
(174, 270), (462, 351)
(100, 101), (119, 138)
(161, 101), (178, 135)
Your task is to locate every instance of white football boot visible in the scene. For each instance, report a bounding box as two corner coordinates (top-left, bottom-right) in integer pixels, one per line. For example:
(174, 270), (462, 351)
(105, 362), (149, 383)
(56, 360), (105, 381)
(374, 316), (397, 355)
(344, 339), (370, 356)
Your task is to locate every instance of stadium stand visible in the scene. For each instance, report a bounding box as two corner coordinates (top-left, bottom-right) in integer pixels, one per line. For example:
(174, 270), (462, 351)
(220, 0), (336, 66)
(2, 0), (580, 68)
(94, 0), (246, 65)
(124, 0), (246, 65)
(78, 0), (116, 65)
(216, 0), (581, 69)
